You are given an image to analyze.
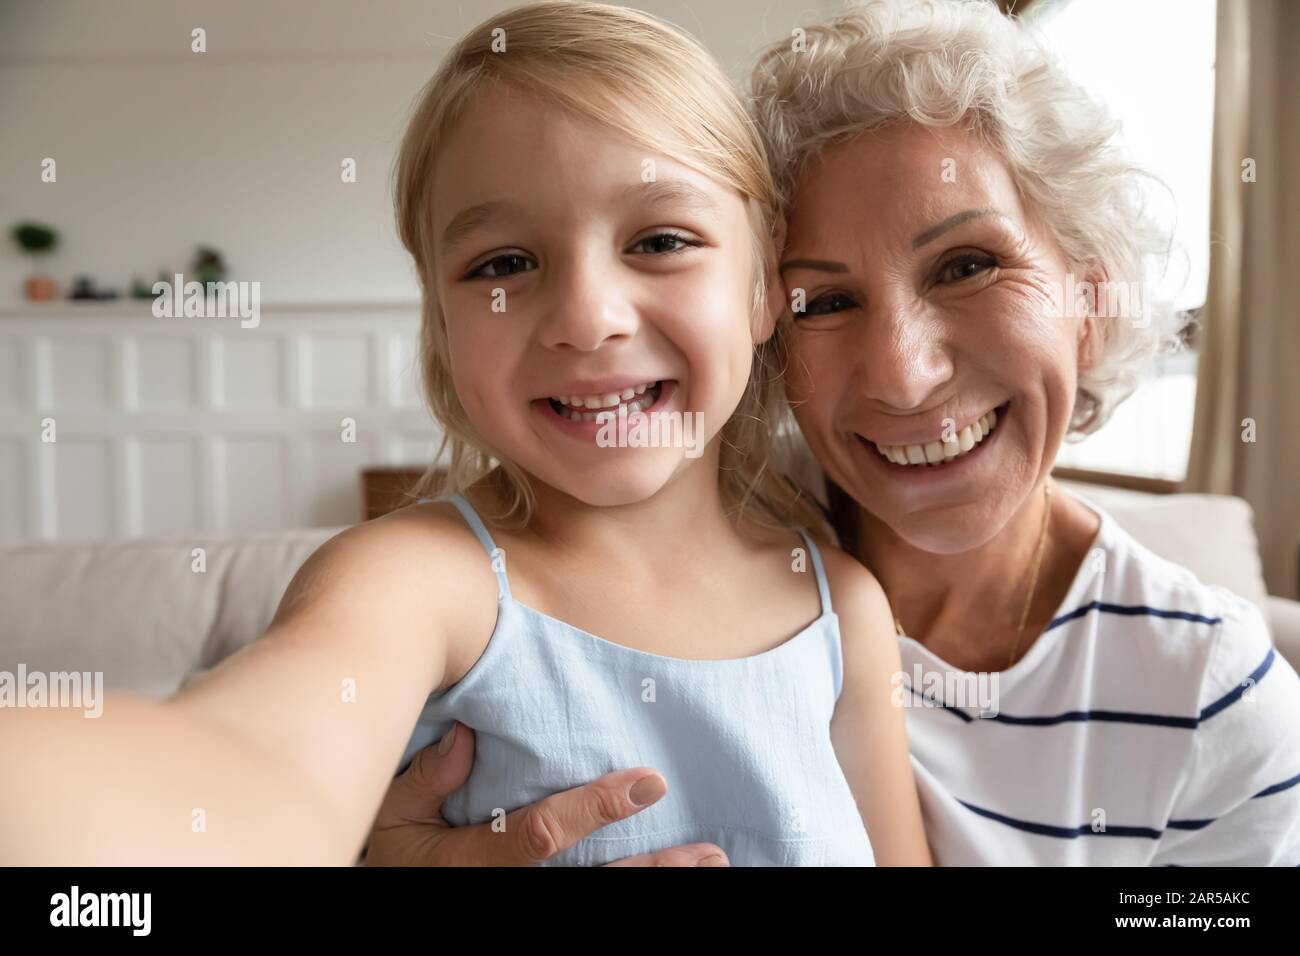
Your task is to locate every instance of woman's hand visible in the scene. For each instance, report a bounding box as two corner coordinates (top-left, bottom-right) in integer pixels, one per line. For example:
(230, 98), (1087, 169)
(364, 722), (729, 867)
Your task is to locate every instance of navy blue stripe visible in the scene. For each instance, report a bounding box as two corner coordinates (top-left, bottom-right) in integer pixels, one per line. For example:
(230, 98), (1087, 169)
(958, 769), (1300, 843)
(1200, 648), (1275, 722)
(903, 682), (974, 722)
(957, 799), (1162, 840)
(904, 682), (1199, 729)
(1253, 770), (1300, 799)
(985, 709), (1197, 729)
(902, 647), (1274, 730)
(1044, 601), (1223, 634)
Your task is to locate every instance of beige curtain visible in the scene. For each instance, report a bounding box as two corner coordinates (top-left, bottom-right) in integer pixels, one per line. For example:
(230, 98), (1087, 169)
(1183, 0), (1300, 600)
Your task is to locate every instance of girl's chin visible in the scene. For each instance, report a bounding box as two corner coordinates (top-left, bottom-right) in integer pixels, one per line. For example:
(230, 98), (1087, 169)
(533, 456), (688, 508)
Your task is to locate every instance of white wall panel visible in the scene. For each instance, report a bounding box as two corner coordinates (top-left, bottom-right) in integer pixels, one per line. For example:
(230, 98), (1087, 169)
(52, 437), (113, 538)
(129, 339), (199, 409)
(0, 439), (24, 538)
(0, 302), (433, 543)
(50, 339), (112, 409)
(135, 437), (201, 537)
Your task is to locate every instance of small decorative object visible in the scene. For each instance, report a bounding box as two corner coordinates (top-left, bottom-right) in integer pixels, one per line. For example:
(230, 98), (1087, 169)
(10, 221), (60, 301)
(191, 246), (228, 287)
(68, 275), (120, 301)
(69, 275), (99, 300)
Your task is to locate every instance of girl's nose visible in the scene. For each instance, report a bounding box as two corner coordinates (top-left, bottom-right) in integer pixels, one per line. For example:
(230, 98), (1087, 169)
(537, 256), (639, 352)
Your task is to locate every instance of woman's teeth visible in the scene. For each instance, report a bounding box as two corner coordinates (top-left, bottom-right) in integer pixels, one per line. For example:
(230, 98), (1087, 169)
(549, 381), (661, 422)
(873, 408), (999, 467)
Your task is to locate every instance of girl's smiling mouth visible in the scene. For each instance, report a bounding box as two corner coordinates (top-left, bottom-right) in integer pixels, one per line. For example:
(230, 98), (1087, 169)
(533, 380), (679, 436)
(547, 380), (665, 421)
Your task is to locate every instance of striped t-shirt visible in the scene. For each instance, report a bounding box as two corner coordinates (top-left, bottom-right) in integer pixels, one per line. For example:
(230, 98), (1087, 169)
(899, 499), (1300, 865)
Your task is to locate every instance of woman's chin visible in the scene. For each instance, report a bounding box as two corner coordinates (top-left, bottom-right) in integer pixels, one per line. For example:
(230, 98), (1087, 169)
(862, 492), (1024, 556)
(895, 510), (1012, 555)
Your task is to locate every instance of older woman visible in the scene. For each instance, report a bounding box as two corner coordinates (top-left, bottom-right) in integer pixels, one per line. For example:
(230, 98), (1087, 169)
(361, 0), (1300, 868)
(751, 0), (1300, 864)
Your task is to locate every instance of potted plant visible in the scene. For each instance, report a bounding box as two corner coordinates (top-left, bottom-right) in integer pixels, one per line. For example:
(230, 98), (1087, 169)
(10, 221), (60, 301)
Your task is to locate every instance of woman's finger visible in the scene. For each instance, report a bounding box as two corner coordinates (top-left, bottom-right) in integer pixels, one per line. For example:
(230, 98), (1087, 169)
(602, 844), (730, 867)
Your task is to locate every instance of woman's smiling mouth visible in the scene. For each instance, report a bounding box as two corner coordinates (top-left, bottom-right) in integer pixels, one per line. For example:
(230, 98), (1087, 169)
(859, 401), (1010, 469)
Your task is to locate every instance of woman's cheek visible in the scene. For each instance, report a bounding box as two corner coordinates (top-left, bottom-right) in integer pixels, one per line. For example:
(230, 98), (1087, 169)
(785, 330), (829, 408)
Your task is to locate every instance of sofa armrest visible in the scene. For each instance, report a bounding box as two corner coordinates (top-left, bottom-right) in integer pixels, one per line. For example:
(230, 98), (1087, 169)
(1266, 595), (1300, 671)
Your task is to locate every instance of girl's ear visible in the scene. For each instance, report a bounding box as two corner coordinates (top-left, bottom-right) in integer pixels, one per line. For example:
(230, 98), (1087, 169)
(754, 216), (788, 345)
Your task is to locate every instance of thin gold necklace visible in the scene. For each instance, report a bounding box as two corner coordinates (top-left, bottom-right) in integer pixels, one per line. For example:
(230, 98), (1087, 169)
(893, 482), (1054, 670)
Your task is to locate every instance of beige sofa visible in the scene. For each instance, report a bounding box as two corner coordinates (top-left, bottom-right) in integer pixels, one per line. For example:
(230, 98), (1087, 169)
(1, 483), (1297, 696)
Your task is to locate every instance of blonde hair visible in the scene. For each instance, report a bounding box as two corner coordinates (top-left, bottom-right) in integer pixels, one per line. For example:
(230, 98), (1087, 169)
(751, 0), (1184, 436)
(393, 0), (823, 531)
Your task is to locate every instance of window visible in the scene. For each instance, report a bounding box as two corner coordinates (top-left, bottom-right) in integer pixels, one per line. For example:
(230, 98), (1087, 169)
(1034, 0), (1217, 482)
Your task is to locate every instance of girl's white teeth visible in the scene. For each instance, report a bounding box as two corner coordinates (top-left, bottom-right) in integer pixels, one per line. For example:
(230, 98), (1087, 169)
(874, 408), (1000, 468)
(563, 396), (652, 422)
(551, 381), (661, 420)
(553, 382), (659, 409)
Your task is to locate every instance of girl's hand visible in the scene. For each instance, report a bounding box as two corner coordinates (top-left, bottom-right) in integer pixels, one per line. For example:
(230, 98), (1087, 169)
(364, 722), (729, 867)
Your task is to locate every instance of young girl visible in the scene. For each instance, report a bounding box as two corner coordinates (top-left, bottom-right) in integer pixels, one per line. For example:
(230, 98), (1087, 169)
(0, 1), (928, 867)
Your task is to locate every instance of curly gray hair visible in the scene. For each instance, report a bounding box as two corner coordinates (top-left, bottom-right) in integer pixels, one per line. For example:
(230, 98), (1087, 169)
(751, 0), (1185, 435)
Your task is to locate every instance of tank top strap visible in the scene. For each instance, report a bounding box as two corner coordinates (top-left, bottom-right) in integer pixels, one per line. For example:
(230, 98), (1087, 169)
(442, 493), (512, 601)
(798, 529), (833, 616)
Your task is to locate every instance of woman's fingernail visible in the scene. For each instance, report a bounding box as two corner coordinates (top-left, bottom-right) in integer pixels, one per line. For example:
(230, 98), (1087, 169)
(628, 774), (666, 806)
(437, 724), (457, 755)
(696, 854), (728, 867)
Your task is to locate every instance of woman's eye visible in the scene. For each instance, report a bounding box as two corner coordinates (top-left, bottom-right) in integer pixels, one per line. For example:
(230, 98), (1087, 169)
(468, 253), (535, 279)
(937, 253), (997, 284)
(799, 292), (857, 318)
(630, 232), (698, 255)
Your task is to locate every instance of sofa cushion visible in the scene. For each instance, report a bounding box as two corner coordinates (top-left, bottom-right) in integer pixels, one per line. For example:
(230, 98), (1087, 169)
(0, 528), (341, 696)
(1059, 481), (1270, 611)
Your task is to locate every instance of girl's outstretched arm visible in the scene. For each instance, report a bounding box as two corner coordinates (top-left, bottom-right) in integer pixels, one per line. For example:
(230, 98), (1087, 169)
(824, 548), (933, 866)
(0, 505), (496, 865)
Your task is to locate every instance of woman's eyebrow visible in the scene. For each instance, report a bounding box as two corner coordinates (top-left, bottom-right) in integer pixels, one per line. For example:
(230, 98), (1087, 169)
(911, 208), (1009, 249)
(779, 258), (849, 274)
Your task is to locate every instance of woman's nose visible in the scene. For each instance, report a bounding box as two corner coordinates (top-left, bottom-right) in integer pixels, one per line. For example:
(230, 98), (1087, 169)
(854, 300), (954, 410)
(536, 256), (638, 352)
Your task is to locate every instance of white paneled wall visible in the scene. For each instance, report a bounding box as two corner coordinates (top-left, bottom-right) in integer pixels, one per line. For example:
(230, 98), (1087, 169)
(0, 302), (436, 542)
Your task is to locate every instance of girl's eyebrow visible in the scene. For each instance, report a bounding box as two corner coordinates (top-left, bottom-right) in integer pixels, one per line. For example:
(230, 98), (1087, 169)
(441, 200), (511, 252)
(622, 179), (719, 217)
(441, 181), (719, 254)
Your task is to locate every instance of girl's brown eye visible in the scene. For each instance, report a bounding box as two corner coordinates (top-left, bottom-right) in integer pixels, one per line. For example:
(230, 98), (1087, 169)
(469, 254), (535, 279)
(631, 232), (700, 255)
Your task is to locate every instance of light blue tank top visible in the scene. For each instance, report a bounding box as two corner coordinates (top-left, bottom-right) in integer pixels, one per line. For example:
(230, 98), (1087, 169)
(398, 494), (875, 866)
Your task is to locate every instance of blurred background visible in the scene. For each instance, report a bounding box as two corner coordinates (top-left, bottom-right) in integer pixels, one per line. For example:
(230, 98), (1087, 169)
(1, 0), (1296, 600)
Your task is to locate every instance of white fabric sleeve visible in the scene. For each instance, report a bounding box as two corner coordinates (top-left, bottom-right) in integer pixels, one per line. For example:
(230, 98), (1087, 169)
(1153, 593), (1300, 866)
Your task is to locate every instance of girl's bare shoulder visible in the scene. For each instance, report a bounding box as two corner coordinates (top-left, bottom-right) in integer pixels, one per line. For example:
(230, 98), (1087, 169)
(271, 499), (501, 666)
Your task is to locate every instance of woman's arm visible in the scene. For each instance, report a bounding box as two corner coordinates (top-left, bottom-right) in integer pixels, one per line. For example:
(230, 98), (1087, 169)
(0, 505), (494, 865)
(824, 548), (932, 866)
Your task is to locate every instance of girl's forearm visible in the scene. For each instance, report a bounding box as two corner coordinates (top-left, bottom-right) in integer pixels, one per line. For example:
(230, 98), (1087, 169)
(0, 693), (354, 865)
